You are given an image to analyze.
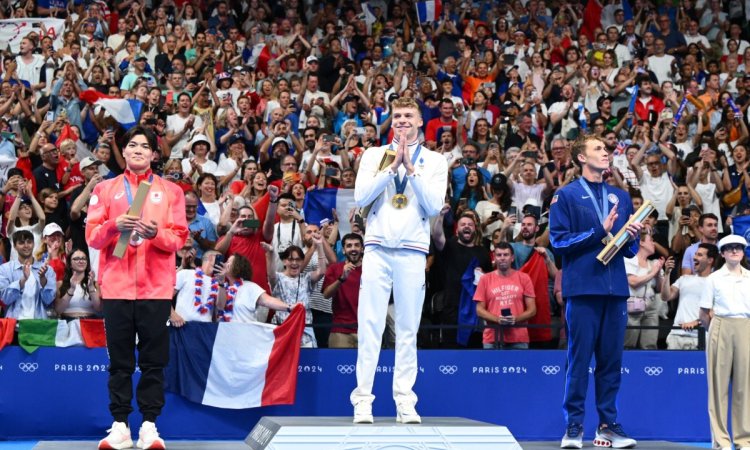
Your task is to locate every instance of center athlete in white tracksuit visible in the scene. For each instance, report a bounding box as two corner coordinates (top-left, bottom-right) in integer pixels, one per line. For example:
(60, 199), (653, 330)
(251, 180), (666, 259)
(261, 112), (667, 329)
(350, 98), (448, 424)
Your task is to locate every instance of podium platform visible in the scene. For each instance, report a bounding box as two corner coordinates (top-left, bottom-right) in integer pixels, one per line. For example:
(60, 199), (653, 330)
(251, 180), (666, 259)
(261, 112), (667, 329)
(245, 416), (522, 449)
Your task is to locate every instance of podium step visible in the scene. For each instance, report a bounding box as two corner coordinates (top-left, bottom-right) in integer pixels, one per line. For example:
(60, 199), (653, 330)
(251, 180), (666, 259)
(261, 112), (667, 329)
(246, 416), (522, 450)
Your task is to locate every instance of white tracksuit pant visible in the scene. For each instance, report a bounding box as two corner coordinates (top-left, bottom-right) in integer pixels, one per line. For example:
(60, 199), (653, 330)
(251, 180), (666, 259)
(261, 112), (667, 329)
(350, 245), (426, 407)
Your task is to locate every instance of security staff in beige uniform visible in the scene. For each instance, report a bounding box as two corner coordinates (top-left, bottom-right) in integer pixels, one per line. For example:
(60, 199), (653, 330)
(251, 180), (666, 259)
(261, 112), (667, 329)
(700, 234), (750, 450)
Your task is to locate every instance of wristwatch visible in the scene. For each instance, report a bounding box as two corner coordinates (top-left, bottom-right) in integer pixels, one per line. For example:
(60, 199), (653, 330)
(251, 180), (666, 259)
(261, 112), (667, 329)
(286, 306), (292, 313)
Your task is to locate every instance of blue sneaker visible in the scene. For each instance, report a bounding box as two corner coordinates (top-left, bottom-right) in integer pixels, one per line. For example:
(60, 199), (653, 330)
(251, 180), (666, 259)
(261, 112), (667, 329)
(560, 423), (583, 449)
(593, 423), (637, 448)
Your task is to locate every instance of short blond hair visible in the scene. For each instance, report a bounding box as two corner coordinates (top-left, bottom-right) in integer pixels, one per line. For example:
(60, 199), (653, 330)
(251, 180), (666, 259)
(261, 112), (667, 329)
(390, 97), (422, 116)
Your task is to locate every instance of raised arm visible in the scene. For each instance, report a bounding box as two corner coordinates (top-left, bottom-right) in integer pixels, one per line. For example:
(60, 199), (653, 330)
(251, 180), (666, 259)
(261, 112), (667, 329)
(431, 203), (451, 251)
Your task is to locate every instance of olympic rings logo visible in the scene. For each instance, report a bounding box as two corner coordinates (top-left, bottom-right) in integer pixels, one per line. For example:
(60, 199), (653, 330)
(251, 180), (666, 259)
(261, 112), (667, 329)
(438, 365), (458, 375)
(337, 364), (355, 375)
(643, 366), (663, 376)
(541, 365), (561, 375)
(18, 363), (39, 372)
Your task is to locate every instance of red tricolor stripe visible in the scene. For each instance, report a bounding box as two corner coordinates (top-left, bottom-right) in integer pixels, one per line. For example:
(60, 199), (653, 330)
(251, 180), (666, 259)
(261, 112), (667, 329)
(261, 304), (306, 406)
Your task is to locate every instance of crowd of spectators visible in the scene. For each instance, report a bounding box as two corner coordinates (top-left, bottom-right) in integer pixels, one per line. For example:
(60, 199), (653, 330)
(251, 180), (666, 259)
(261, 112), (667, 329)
(0, 0), (747, 350)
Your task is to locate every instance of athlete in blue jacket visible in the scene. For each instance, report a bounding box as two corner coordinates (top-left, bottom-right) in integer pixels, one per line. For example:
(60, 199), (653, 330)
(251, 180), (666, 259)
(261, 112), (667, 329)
(550, 135), (644, 449)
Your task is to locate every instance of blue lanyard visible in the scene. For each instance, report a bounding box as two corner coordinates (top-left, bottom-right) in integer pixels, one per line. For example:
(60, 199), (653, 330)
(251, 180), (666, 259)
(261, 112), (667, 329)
(124, 175), (153, 206)
(393, 143), (422, 195)
(578, 178), (608, 226)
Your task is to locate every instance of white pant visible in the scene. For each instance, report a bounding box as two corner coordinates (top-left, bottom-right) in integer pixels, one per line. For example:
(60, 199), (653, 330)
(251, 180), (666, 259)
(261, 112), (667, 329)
(666, 333), (698, 350)
(350, 246), (426, 407)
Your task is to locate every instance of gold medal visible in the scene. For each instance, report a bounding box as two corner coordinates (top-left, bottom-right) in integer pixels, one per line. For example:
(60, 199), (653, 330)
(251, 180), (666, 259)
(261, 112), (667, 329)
(392, 194), (408, 209)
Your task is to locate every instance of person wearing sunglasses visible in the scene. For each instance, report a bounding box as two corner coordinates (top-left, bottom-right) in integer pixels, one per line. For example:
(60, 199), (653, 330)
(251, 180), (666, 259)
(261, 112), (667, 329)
(700, 234), (750, 450)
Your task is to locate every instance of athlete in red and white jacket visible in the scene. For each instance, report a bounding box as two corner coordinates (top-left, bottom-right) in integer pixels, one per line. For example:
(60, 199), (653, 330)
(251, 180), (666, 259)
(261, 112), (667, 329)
(86, 126), (188, 450)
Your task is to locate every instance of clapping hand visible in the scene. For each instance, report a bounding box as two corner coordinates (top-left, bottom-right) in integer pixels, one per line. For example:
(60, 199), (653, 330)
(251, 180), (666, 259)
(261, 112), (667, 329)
(70, 271), (85, 287)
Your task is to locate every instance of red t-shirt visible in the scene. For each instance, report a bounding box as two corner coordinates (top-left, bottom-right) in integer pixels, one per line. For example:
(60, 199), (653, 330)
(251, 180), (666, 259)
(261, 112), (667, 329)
(473, 270), (535, 344)
(322, 262), (361, 334)
(425, 118), (458, 143)
(224, 232), (271, 294)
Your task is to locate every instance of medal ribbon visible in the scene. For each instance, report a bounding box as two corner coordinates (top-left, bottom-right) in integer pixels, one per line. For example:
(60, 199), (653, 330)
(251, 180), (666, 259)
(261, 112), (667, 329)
(392, 143), (422, 195)
(578, 178), (609, 226)
(123, 174), (154, 206)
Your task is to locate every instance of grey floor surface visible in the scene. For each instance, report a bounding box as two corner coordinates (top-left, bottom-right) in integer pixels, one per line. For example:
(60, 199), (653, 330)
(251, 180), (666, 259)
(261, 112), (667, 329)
(521, 442), (699, 450)
(33, 440), (701, 449)
(33, 442), (247, 450)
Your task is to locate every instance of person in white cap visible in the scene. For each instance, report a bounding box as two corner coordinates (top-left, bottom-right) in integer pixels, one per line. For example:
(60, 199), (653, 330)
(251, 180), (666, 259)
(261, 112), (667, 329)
(181, 134), (217, 181)
(701, 234), (750, 450)
(36, 222), (66, 283)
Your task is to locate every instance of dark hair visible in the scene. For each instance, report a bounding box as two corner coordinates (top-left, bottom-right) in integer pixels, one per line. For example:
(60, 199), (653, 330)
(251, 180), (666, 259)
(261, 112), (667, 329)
(196, 173), (219, 190)
(459, 168), (486, 203)
(240, 159), (258, 180)
(494, 241), (514, 254)
(177, 92), (192, 103)
(439, 98), (454, 107)
(230, 254), (253, 280)
(522, 213), (539, 225)
(237, 205), (254, 217)
(280, 245), (304, 260)
(698, 243), (719, 264)
(341, 233), (364, 247)
(122, 125), (158, 154)
(278, 193), (295, 203)
(58, 249), (92, 300)
(698, 213), (719, 227)
(13, 229), (34, 245)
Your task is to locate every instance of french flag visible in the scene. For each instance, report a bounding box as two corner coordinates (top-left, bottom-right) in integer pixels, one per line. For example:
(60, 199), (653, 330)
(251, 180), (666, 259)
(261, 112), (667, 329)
(79, 89), (143, 130)
(416, 0), (442, 23)
(302, 188), (357, 234)
(165, 304), (306, 409)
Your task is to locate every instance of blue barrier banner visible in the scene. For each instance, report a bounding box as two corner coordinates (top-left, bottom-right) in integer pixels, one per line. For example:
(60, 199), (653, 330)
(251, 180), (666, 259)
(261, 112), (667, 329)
(0, 348), (709, 441)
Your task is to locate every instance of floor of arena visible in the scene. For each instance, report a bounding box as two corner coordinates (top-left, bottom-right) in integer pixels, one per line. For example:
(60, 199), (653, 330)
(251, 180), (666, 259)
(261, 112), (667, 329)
(0, 441), (715, 449)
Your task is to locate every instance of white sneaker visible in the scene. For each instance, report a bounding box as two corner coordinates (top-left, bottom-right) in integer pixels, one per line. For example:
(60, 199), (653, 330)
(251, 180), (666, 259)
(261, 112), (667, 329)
(353, 401), (374, 424)
(136, 421), (166, 449)
(396, 402), (421, 424)
(560, 423), (583, 449)
(98, 421), (133, 450)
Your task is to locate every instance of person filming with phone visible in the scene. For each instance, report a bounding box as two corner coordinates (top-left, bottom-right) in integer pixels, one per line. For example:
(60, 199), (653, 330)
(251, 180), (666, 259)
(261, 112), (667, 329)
(214, 185), (281, 294)
(474, 242), (536, 349)
(171, 250), (224, 326)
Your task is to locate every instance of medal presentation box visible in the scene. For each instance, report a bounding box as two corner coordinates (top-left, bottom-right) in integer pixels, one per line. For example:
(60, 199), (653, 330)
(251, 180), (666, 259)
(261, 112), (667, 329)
(245, 416), (522, 450)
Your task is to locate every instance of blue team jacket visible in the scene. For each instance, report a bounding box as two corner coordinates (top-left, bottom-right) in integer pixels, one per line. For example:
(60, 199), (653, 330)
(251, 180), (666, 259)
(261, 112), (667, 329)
(549, 178), (639, 299)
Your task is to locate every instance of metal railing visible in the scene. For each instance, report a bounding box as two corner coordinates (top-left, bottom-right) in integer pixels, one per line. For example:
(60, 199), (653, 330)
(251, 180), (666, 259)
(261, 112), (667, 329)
(308, 322), (706, 350)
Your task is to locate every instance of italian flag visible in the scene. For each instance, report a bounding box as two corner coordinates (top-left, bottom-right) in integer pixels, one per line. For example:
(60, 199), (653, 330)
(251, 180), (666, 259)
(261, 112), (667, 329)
(16, 319), (106, 353)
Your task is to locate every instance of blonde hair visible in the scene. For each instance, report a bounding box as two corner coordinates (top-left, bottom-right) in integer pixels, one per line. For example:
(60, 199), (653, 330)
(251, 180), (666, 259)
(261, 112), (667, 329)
(163, 158), (182, 173)
(390, 97), (422, 116)
(58, 138), (76, 153)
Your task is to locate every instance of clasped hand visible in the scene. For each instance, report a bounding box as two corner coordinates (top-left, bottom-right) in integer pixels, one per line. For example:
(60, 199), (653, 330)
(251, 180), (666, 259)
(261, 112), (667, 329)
(116, 215), (158, 239)
(389, 131), (415, 175)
